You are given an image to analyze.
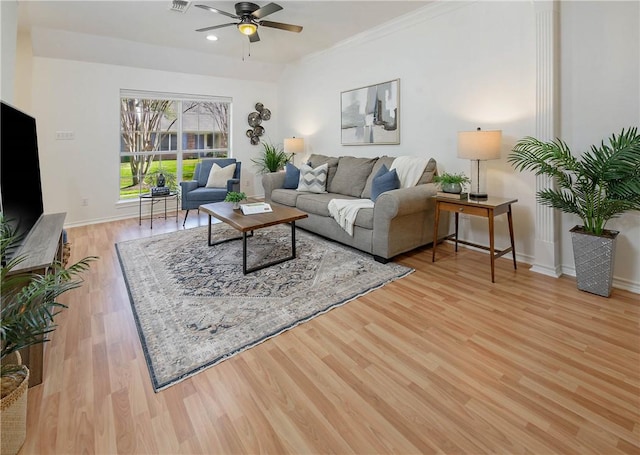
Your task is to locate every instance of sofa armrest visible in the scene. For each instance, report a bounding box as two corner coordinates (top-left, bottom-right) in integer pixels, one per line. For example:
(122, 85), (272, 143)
(227, 178), (240, 193)
(374, 183), (438, 220)
(371, 183), (445, 260)
(180, 180), (199, 193)
(261, 172), (286, 202)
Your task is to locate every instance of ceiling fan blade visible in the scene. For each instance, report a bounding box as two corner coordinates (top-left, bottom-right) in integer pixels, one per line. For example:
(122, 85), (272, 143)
(249, 31), (260, 43)
(195, 4), (239, 19)
(195, 22), (237, 32)
(259, 20), (303, 33)
(251, 2), (282, 19)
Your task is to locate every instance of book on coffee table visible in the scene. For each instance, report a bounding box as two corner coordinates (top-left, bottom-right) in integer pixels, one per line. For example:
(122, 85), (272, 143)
(240, 202), (273, 215)
(436, 192), (469, 200)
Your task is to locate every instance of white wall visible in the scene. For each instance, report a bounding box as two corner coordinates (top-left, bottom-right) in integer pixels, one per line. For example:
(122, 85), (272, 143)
(9, 0), (640, 290)
(278, 1), (538, 263)
(560, 1), (640, 290)
(277, 0), (640, 291)
(29, 57), (279, 225)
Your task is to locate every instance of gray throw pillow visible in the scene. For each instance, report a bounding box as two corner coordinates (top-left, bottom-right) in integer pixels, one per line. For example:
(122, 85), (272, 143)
(329, 156), (377, 197)
(416, 158), (438, 185)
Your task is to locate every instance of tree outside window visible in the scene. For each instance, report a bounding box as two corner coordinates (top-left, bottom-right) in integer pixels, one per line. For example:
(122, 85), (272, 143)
(119, 93), (230, 200)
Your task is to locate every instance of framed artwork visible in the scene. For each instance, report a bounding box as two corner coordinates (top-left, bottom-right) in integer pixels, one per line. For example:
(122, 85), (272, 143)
(341, 79), (400, 145)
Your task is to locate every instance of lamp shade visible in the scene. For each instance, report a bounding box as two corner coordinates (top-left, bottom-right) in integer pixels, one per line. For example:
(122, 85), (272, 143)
(457, 129), (502, 160)
(284, 137), (304, 154)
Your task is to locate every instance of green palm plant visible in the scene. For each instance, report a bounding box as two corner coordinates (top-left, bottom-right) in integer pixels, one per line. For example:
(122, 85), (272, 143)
(508, 127), (640, 235)
(1, 215), (96, 379)
(251, 141), (291, 173)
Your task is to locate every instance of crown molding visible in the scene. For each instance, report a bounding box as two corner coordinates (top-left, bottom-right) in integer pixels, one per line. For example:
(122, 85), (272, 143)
(299, 1), (475, 65)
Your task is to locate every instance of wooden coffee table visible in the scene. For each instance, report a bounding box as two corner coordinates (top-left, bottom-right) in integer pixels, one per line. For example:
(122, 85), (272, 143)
(199, 201), (308, 274)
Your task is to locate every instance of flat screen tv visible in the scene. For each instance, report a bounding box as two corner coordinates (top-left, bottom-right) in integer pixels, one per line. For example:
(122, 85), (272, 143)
(1, 101), (44, 245)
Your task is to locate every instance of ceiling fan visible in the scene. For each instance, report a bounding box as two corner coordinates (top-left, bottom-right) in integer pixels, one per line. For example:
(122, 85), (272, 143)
(195, 2), (303, 43)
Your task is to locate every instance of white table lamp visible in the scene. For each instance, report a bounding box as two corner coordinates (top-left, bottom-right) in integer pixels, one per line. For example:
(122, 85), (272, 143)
(457, 128), (502, 200)
(284, 137), (304, 155)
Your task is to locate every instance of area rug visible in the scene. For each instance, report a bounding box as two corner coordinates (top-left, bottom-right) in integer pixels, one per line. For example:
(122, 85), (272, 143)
(115, 223), (413, 392)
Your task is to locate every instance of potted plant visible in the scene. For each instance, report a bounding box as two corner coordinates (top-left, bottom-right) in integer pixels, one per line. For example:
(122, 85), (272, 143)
(1, 215), (95, 454)
(508, 127), (640, 297)
(251, 141), (290, 174)
(144, 168), (178, 192)
(433, 172), (471, 194)
(224, 191), (247, 209)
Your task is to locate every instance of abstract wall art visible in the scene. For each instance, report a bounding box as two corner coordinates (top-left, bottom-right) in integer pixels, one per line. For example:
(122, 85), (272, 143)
(341, 79), (400, 145)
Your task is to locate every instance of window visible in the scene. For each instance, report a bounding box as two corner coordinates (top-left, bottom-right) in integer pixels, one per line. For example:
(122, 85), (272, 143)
(119, 91), (231, 200)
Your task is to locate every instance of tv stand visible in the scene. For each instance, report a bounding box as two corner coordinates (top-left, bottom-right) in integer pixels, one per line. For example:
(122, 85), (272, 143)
(9, 212), (66, 387)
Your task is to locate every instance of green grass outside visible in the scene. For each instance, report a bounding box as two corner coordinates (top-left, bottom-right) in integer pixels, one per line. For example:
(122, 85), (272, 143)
(120, 159), (198, 199)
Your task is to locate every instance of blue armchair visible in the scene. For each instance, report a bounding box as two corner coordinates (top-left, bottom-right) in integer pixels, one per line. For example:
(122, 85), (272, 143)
(180, 158), (241, 225)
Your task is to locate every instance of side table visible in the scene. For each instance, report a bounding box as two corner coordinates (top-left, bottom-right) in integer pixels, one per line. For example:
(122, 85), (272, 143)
(139, 191), (179, 229)
(432, 196), (517, 282)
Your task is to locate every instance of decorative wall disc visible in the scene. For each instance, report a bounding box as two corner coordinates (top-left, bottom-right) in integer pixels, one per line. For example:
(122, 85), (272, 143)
(248, 112), (262, 127)
(248, 102), (271, 145)
(259, 108), (271, 120)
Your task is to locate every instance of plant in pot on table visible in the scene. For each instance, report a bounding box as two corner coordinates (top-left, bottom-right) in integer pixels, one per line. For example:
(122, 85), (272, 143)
(225, 191), (247, 209)
(508, 127), (640, 297)
(433, 172), (471, 194)
(0, 215), (95, 455)
(144, 169), (178, 194)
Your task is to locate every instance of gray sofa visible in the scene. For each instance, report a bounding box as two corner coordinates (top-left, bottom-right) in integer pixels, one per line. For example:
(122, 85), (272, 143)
(262, 154), (449, 263)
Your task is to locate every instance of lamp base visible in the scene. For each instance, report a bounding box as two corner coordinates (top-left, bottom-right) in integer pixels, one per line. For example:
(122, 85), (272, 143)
(469, 193), (488, 200)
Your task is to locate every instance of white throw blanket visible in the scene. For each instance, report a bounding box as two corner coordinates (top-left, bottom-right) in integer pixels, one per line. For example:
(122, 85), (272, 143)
(390, 156), (430, 188)
(328, 198), (375, 236)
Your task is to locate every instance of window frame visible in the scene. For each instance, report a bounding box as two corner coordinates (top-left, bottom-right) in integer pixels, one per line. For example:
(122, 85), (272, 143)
(119, 89), (232, 201)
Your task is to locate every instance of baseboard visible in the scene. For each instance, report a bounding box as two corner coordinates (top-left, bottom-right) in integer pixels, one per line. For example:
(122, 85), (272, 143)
(447, 240), (639, 294)
(561, 265), (640, 294)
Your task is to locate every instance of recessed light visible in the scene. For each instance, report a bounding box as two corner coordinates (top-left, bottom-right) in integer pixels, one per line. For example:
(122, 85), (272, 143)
(206, 34), (218, 41)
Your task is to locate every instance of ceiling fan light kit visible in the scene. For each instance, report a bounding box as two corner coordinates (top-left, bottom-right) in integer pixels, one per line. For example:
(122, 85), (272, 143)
(195, 2), (302, 43)
(238, 18), (257, 36)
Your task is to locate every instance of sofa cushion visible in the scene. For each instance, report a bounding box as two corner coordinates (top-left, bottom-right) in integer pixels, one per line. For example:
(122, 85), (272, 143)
(206, 163), (236, 188)
(329, 156), (377, 197)
(371, 165), (400, 201)
(308, 154), (339, 189)
(283, 163), (300, 189)
(296, 193), (356, 217)
(296, 193), (374, 230)
(271, 189), (300, 207)
(297, 163), (328, 193)
(185, 187), (228, 202)
(361, 156), (395, 199)
(416, 158), (438, 184)
(353, 207), (374, 230)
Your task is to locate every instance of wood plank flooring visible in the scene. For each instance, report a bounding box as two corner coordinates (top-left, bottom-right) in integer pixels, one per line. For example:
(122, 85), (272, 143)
(19, 213), (640, 454)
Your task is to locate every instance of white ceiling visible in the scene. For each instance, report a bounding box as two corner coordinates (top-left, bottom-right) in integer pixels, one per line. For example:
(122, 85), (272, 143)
(18, 1), (431, 65)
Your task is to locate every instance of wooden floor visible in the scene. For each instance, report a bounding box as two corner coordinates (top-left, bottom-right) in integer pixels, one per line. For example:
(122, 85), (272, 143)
(20, 213), (640, 454)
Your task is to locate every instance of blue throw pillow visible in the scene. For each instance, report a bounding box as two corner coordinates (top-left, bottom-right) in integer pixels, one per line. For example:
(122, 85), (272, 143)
(371, 165), (400, 201)
(283, 162), (300, 189)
